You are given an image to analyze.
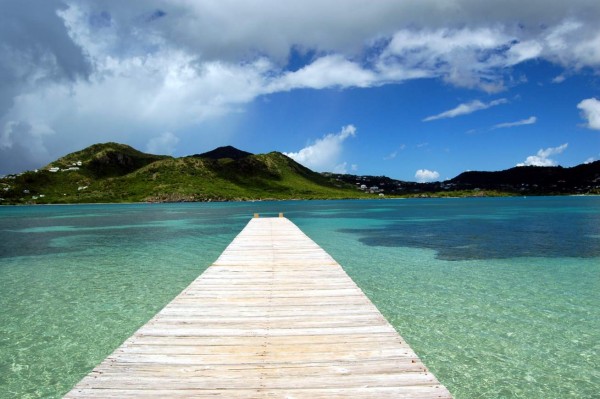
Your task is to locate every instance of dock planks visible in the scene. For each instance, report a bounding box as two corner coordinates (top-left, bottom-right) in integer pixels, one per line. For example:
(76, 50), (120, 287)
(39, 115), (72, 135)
(65, 217), (451, 398)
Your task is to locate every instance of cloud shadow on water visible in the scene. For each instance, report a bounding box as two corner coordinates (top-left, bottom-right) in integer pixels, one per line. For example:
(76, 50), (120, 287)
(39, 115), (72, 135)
(339, 211), (600, 261)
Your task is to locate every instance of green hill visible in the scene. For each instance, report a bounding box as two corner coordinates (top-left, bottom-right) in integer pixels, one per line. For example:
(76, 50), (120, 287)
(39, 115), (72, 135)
(0, 143), (367, 204)
(50, 142), (170, 178)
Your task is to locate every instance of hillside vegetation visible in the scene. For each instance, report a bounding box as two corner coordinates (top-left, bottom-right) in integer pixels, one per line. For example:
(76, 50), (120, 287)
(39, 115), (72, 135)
(330, 161), (600, 197)
(2, 143), (599, 205)
(0, 143), (367, 204)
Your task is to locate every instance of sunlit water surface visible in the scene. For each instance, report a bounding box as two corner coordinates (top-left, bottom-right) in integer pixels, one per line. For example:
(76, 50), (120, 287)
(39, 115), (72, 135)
(1, 197), (598, 398)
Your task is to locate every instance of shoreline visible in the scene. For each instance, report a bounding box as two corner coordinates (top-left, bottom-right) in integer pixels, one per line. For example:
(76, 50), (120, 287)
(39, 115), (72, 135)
(3, 193), (600, 207)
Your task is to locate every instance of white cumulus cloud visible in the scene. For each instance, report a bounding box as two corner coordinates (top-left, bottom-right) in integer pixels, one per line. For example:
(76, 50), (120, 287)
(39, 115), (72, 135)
(517, 143), (568, 166)
(415, 169), (440, 182)
(269, 55), (377, 91)
(423, 99), (508, 122)
(3, 1), (600, 174)
(379, 27), (513, 91)
(284, 125), (356, 172)
(577, 98), (600, 130)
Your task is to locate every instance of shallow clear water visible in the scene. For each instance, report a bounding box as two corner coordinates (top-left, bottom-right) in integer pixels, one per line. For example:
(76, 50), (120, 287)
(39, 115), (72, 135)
(1, 198), (599, 398)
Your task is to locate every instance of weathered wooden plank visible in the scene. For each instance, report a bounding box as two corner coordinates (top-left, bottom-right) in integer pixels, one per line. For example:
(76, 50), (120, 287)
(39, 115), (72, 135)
(66, 386), (451, 399)
(73, 372), (441, 390)
(116, 342), (416, 355)
(84, 358), (429, 376)
(125, 332), (408, 346)
(64, 217), (451, 398)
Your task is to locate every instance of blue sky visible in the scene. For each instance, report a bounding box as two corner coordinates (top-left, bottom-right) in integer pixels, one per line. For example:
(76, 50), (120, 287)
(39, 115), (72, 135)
(1, 1), (600, 181)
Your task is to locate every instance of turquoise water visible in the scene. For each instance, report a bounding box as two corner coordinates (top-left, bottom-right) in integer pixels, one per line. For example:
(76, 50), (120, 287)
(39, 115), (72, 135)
(1, 198), (599, 398)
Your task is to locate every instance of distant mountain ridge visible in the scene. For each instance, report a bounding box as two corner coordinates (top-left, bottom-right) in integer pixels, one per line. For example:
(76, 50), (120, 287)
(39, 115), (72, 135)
(449, 163), (600, 189)
(1, 142), (599, 204)
(441, 162), (600, 195)
(329, 161), (600, 196)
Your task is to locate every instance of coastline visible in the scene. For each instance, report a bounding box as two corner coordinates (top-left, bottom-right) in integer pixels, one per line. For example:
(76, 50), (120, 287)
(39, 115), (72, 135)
(5, 191), (600, 206)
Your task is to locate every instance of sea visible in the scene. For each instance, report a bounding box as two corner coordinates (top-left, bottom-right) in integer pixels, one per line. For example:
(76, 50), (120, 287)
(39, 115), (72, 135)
(0, 197), (598, 398)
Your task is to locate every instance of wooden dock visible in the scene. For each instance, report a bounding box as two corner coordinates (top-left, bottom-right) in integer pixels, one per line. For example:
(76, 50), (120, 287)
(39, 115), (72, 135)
(65, 217), (451, 398)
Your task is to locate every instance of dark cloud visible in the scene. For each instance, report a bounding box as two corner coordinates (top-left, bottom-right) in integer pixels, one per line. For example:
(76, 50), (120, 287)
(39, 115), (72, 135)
(0, 0), (90, 82)
(0, 0), (90, 174)
(146, 9), (167, 23)
(1, 1), (600, 175)
(0, 121), (52, 174)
